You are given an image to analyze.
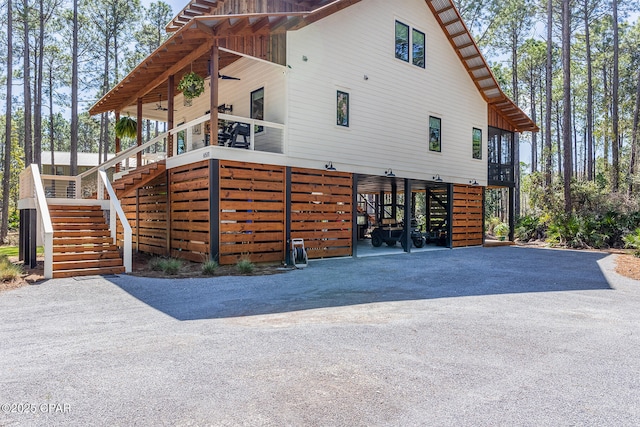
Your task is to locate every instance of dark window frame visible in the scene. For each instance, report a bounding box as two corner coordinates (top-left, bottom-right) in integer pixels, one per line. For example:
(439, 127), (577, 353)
(336, 90), (350, 127)
(488, 126), (515, 186)
(395, 20), (426, 68)
(472, 127), (482, 159)
(250, 87), (265, 133)
(412, 28), (426, 68)
(395, 21), (410, 62)
(429, 116), (441, 152)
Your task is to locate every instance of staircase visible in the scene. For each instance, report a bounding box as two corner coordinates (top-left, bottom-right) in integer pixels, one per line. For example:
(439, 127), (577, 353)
(113, 160), (166, 198)
(50, 205), (125, 278)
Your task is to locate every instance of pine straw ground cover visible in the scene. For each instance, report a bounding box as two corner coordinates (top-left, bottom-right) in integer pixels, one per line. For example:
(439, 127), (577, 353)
(2, 246), (640, 293)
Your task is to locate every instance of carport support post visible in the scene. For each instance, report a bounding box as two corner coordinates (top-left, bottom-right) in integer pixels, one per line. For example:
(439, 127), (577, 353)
(209, 159), (220, 262)
(352, 174), (358, 258)
(377, 190), (384, 223)
(447, 184), (453, 248)
(285, 167), (292, 265)
(403, 178), (411, 253)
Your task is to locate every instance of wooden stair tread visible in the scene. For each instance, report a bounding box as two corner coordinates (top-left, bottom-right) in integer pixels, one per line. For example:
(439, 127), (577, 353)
(53, 251), (121, 262)
(53, 245), (118, 253)
(52, 266), (125, 279)
(53, 258), (123, 270)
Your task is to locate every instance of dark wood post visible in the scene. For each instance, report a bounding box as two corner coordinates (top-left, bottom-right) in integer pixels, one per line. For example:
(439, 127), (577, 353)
(136, 98), (143, 166)
(115, 111), (121, 172)
(167, 75), (175, 157)
(352, 174), (358, 257)
(403, 178), (411, 253)
(210, 46), (219, 147)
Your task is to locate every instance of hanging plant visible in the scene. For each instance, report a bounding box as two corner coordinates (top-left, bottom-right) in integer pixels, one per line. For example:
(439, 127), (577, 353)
(178, 71), (205, 100)
(115, 115), (137, 139)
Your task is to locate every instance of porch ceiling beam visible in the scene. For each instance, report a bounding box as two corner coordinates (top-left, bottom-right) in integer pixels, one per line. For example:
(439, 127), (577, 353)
(117, 41), (214, 112)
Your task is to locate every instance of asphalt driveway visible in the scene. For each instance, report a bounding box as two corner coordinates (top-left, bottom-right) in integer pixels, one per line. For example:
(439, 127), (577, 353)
(1, 246), (639, 426)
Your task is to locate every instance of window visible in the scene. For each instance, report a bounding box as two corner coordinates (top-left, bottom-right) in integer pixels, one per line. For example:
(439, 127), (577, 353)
(337, 91), (349, 127)
(395, 21), (409, 62)
(251, 87), (264, 133)
(429, 116), (441, 152)
(395, 20), (425, 68)
(472, 128), (482, 159)
(488, 126), (515, 184)
(412, 29), (425, 68)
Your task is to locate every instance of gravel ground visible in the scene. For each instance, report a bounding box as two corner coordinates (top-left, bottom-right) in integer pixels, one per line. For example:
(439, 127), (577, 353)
(0, 246), (639, 426)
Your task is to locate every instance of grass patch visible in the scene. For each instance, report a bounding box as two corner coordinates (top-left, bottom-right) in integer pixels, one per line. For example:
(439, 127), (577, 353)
(148, 257), (183, 275)
(0, 246), (44, 257)
(235, 258), (255, 274)
(202, 260), (218, 276)
(0, 255), (23, 282)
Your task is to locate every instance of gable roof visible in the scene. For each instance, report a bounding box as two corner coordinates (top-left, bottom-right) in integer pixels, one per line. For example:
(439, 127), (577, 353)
(90, 0), (537, 132)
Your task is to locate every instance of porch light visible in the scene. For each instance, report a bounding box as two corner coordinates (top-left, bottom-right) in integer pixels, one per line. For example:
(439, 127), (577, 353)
(325, 161), (336, 171)
(433, 174), (443, 183)
(469, 179), (479, 186)
(385, 169), (395, 177)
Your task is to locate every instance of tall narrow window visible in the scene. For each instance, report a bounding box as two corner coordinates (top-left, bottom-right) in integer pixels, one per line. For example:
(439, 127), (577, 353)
(472, 128), (482, 159)
(395, 21), (410, 62)
(429, 116), (441, 152)
(412, 29), (425, 68)
(251, 87), (264, 133)
(337, 91), (349, 127)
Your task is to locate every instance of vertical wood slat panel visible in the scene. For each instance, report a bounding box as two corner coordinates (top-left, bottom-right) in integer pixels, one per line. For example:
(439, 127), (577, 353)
(117, 174), (169, 256)
(169, 161), (211, 262)
(290, 167), (353, 259)
(218, 160), (286, 265)
(452, 184), (483, 247)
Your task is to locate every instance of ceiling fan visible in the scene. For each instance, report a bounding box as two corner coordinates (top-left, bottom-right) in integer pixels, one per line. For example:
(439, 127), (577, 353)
(155, 94), (168, 111)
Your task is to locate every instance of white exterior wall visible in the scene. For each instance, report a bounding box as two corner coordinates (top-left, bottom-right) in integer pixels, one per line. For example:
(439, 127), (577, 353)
(286, 0), (488, 185)
(173, 57), (286, 151)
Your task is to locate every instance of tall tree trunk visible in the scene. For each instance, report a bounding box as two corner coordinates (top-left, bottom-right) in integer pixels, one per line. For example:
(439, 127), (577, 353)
(1, 0), (14, 244)
(603, 66), (609, 174)
(49, 64), (55, 173)
(70, 0), (78, 176)
(572, 93), (578, 178)
(611, 0), (619, 191)
(511, 30), (520, 219)
(556, 102), (563, 179)
(584, 0), (594, 181)
(629, 70), (640, 196)
(562, 0), (572, 213)
(531, 73), (537, 174)
(33, 0), (44, 169)
(544, 0), (553, 187)
(23, 0), (33, 167)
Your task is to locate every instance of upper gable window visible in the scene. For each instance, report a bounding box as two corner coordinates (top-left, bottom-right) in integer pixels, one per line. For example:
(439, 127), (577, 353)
(395, 20), (425, 68)
(395, 21), (410, 62)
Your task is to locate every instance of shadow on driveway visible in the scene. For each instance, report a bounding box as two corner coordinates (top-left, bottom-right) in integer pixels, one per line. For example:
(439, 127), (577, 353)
(107, 247), (612, 321)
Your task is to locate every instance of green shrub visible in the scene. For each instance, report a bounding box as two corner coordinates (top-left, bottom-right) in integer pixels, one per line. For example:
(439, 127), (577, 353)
(623, 229), (640, 257)
(236, 258), (254, 274)
(161, 258), (182, 275)
(493, 222), (509, 238)
(202, 260), (218, 276)
(149, 257), (165, 271)
(148, 257), (182, 275)
(515, 215), (542, 241)
(0, 255), (23, 281)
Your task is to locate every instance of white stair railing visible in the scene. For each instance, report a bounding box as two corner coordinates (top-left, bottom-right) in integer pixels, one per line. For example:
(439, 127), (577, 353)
(99, 170), (132, 273)
(27, 164), (54, 279)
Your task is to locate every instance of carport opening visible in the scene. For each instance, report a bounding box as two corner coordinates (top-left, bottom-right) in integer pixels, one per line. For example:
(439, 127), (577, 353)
(355, 175), (451, 255)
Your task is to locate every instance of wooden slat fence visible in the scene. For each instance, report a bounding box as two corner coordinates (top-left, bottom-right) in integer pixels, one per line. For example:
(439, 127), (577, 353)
(117, 174), (169, 256)
(169, 161), (211, 262)
(290, 168), (353, 259)
(218, 160), (286, 265)
(452, 184), (483, 247)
